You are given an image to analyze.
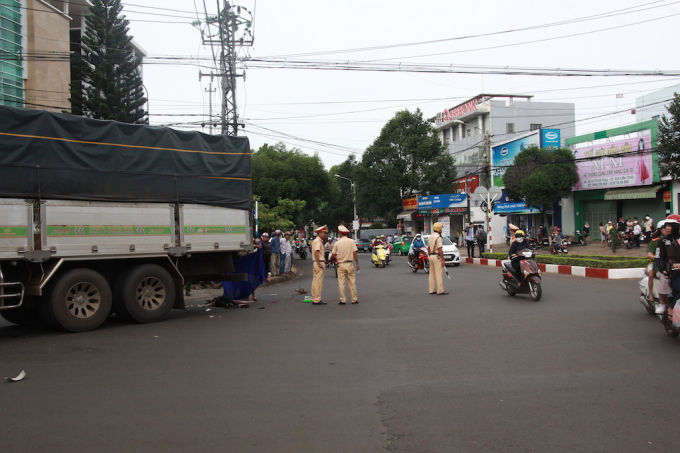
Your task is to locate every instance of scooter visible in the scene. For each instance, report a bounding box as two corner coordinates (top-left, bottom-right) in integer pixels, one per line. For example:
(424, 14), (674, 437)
(295, 242), (307, 259)
(573, 230), (586, 246)
(622, 230), (635, 249)
(551, 236), (568, 255)
(499, 249), (543, 301)
(408, 247), (430, 273)
(372, 244), (388, 268)
(638, 269), (660, 316)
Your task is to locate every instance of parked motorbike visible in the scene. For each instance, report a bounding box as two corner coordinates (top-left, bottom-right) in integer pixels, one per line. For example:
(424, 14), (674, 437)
(408, 247), (430, 273)
(622, 230), (635, 249)
(499, 249), (542, 301)
(372, 244), (388, 268)
(573, 230), (586, 246)
(638, 270), (660, 316)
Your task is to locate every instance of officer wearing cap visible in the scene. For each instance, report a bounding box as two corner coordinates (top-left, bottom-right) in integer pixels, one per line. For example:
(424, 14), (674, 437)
(312, 225), (328, 305)
(331, 225), (360, 305)
(428, 222), (448, 295)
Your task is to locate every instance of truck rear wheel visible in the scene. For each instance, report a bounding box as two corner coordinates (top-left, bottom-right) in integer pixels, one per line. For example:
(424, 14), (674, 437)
(43, 269), (112, 332)
(114, 264), (175, 324)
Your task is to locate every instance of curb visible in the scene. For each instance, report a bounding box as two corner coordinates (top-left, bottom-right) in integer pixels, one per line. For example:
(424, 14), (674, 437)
(465, 257), (644, 280)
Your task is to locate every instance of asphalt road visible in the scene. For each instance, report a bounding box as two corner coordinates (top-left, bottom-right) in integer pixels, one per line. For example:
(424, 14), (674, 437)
(1, 253), (679, 452)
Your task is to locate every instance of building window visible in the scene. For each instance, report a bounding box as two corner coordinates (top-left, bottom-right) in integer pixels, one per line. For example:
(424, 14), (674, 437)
(0, 0), (23, 107)
(506, 123), (515, 133)
(530, 124), (541, 131)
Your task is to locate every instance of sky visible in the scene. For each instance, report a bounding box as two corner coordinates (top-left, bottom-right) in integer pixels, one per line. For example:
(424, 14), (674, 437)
(123, 0), (680, 169)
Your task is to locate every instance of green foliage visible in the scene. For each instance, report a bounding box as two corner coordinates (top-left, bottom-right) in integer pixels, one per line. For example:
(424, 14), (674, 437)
(358, 109), (456, 219)
(69, 0), (147, 123)
(503, 147), (579, 226)
(255, 195), (306, 232)
(481, 252), (647, 269)
(251, 143), (330, 227)
(315, 156), (359, 228)
(369, 222), (385, 229)
(657, 92), (680, 180)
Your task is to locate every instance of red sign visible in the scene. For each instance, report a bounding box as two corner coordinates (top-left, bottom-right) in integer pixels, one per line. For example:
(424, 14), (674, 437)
(402, 197), (418, 210)
(664, 191), (672, 202)
(439, 98), (478, 124)
(453, 175), (479, 194)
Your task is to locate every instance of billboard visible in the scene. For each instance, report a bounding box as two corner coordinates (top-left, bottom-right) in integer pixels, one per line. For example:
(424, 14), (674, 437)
(540, 129), (561, 148)
(417, 193), (467, 209)
(452, 174), (479, 194)
(572, 134), (653, 190)
(491, 133), (540, 187)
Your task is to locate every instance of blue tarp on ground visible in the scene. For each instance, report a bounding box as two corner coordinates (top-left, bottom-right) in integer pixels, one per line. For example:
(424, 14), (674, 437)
(222, 250), (266, 301)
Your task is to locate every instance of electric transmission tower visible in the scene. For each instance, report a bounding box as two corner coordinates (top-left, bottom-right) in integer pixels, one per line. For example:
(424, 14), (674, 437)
(194, 2), (253, 136)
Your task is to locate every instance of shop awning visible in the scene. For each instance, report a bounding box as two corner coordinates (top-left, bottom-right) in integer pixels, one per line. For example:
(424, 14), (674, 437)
(604, 185), (662, 201)
(396, 210), (416, 220)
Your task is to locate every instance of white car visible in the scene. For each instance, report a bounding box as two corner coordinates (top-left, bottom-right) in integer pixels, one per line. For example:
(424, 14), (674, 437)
(422, 235), (461, 266)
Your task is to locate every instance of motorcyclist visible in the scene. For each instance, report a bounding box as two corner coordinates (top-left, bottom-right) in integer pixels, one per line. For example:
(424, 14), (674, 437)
(409, 233), (426, 264)
(550, 228), (564, 254)
(508, 230), (527, 282)
(654, 215), (680, 314)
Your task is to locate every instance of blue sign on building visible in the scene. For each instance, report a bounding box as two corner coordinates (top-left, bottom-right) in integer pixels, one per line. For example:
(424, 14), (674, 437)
(417, 193), (467, 209)
(540, 129), (561, 148)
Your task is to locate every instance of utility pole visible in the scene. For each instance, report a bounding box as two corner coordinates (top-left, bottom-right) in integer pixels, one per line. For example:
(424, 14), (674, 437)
(194, 2), (253, 136)
(205, 80), (217, 134)
(483, 130), (492, 188)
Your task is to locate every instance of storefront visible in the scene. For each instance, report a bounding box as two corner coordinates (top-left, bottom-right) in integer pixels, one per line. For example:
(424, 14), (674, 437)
(567, 120), (669, 240)
(416, 193), (468, 238)
(494, 195), (561, 238)
(396, 197), (418, 235)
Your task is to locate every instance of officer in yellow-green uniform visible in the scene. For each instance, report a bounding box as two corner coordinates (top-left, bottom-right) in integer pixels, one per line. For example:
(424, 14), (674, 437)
(311, 225), (328, 305)
(428, 222), (448, 296)
(331, 225), (360, 305)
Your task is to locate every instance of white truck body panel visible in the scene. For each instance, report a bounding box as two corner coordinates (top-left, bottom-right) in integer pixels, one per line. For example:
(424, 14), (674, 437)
(0, 199), (33, 259)
(41, 200), (175, 257)
(180, 204), (249, 252)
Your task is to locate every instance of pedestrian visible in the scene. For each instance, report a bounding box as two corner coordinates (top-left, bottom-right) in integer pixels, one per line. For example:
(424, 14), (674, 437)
(599, 221), (607, 248)
(465, 222), (476, 258)
(610, 222), (619, 253)
(387, 234), (393, 244)
(476, 225), (487, 255)
(260, 232), (273, 277)
(633, 220), (642, 248)
(643, 215), (654, 243)
(428, 222), (448, 295)
(281, 231), (293, 274)
(311, 225), (328, 305)
(583, 221), (590, 245)
(456, 229), (462, 246)
(270, 230), (281, 276)
(331, 225), (360, 305)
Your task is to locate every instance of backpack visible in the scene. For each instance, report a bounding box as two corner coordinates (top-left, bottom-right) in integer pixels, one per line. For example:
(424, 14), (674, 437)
(477, 229), (487, 241)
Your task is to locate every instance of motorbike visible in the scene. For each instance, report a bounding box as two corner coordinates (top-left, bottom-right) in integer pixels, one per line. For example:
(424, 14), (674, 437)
(573, 230), (586, 246)
(408, 246), (430, 273)
(295, 242), (307, 259)
(622, 230), (635, 249)
(551, 236), (568, 255)
(499, 249), (543, 301)
(639, 270), (680, 337)
(371, 244), (388, 268)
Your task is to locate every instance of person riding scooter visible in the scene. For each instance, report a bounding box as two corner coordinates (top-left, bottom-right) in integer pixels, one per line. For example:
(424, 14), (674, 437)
(508, 230), (528, 283)
(409, 233), (426, 263)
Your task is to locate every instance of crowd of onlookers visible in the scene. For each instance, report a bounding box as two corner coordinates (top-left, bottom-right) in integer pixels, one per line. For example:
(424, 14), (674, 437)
(254, 229), (296, 278)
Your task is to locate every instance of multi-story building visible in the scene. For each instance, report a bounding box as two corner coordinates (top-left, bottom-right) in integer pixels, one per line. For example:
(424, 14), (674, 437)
(425, 94), (576, 239)
(1, 0), (145, 115)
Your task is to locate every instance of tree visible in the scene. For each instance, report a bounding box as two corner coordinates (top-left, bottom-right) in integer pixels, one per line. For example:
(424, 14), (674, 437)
(358, 109), (456, 220)
(255, 196), (306, 232)
(251, 143), (330, 227)
(503, 146), (579, 228)
(69, 0), (147, 123)
(657, 92), (680, 180)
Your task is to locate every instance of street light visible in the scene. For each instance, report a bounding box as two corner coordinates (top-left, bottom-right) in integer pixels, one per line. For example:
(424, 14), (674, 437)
(334, 174), (357, 230)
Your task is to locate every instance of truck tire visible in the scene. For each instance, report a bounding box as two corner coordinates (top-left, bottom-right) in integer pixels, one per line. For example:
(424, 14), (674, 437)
(43, 269), (113, 332)
(114, 264), (175, 324)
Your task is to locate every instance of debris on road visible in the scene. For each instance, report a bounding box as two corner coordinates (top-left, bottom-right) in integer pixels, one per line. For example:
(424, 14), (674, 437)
(5, 370), (26, 382)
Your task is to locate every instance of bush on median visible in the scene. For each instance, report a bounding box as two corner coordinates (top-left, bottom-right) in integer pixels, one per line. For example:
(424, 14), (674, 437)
(480, 252), (647, 269)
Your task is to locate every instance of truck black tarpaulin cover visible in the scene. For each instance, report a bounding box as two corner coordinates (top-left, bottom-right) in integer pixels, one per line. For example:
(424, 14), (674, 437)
(0, 106), (252, 210)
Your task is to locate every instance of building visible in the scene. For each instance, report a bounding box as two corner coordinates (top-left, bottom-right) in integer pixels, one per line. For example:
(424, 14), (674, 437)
(567, 120), (668, 239)
(1, 0), (146, 115)
(430, 94), (576, 240)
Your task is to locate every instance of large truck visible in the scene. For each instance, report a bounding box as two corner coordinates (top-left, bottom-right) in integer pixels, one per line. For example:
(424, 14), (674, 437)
(0, 106), (253, 332)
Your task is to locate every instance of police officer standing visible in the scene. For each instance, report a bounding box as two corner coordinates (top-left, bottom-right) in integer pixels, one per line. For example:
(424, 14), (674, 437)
(331, 225), (360, 305)
(311, 225), (328, 305)
(428, 222), (448, 295)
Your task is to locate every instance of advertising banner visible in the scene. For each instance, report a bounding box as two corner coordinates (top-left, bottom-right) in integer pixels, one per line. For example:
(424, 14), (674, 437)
(491, 133), (540, 187)
(439, 216), (451, 237)
(493, 202), (538, 215)
(452, 174), (479, 194)
(401, 197), (418, 210)
(573, 134), (652, 190)
(540, 129), (561, 148)
(417, 193), (467, 209)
